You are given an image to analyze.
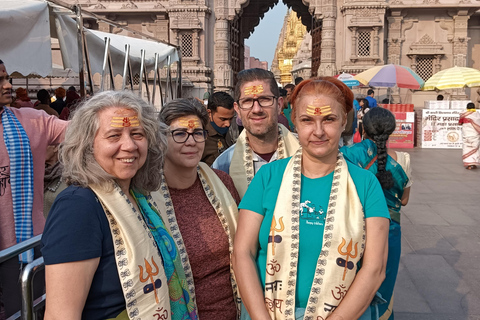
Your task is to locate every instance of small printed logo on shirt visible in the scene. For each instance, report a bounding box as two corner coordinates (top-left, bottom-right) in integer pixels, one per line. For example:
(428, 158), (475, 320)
(299, 200), (325, 226)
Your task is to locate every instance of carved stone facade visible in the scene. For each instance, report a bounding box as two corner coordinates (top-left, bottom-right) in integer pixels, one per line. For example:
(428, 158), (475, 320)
(64, 0), (479, 103)
(291, 32), (313, 81)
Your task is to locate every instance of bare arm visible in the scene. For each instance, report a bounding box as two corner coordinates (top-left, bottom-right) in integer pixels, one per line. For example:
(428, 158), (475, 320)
(401, 187), (411, 206)
(328, 217), (389, 320)
(44, 258), (100, 320)
(232, 209), (271, 320)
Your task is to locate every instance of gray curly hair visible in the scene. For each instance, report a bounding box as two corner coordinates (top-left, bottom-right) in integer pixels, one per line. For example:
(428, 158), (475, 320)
(59, 90), (168, 192)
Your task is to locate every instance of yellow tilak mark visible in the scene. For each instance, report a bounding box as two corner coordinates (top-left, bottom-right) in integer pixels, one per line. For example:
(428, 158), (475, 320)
(306, 105), (332, 116)
(110, 116), (140, 127)
(178, 118), (201, 130)
(244, 84), (264, 96)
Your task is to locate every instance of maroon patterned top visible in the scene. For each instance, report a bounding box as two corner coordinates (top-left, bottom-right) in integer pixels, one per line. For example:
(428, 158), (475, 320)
(169, 169), (240, 319)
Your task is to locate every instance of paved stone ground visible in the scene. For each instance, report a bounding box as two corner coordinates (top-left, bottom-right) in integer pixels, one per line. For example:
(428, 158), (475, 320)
(393, 147), (480, 320)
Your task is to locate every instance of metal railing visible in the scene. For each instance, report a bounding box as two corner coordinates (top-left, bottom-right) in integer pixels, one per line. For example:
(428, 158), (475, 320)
(0, 235), (45, 320)
(0, 235), (42, 264)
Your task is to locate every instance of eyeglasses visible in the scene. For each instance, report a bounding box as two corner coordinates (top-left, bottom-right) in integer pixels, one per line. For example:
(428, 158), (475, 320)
(170, 129), (208, 143)
(237, 96), (277, 110)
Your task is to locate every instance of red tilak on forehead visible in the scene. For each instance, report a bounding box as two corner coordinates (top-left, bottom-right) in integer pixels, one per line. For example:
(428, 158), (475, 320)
(178, 117), (201, 129)
(306, 99), (332, 116)
(110, 116), (140, 127)
(244, 85), (264, 97)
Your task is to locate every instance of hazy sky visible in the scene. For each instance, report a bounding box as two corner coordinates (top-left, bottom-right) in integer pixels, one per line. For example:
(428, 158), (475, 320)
(244, 2), (288, 69)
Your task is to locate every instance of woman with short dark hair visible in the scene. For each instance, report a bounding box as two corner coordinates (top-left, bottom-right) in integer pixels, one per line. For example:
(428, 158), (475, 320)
(155, 98), (241, 319)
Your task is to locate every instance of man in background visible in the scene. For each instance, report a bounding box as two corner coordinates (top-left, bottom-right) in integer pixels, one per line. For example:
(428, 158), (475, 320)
(50, 87), (66, 115)
(212, 68), (299, 198)
(294, 76), (304, 85)
(283, 83), (295, 131)
(202, 91), (237, 166)
(0, 59), (68, 317)
(35, 89), (59, 117)
(366, 89), (378, 108)
(278, 89), (291, 131)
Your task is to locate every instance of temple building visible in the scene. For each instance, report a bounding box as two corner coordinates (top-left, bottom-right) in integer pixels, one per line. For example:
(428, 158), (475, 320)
(58, 0), (479, 104)
(271, 10), (307, 86)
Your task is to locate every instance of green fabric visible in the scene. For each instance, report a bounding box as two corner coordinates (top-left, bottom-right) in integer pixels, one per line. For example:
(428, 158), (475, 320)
(131, 190), (198, 320)
(340, 139), (409, 216)
(106, 309), (128, 320)
(283, 103), (295, 132)
(239, 157), (389, 308)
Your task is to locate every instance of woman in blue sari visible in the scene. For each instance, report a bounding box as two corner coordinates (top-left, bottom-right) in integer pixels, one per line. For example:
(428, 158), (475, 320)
(341, 107), (412, 320)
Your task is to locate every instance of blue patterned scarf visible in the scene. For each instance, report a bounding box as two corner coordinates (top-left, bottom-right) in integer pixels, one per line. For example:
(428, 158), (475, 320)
(2, 107), (34, 263)
(131, 189), (198, 320)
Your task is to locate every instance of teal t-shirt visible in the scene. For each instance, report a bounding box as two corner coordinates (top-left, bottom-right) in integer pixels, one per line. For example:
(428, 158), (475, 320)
(238, 157), (389, 308)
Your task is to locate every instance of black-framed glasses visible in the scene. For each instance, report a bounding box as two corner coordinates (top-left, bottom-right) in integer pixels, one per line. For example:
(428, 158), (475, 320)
(170, 129), (208, 143)
(237, 95), (277, 110)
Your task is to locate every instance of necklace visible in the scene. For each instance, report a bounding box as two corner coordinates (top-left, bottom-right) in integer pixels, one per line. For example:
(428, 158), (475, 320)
(46, 179), (62, 192)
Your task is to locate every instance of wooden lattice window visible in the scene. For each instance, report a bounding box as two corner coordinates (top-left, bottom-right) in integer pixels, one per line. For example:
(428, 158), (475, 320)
(358, 30), (371, 57)
(133, 73), (140, 85)
(416, 56), (434, 82)
(181, 33), (193, 57)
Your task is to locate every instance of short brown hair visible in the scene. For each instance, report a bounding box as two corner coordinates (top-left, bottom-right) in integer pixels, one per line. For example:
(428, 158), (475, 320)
(234, 68), (279, 101)
(55, 87), (66, 99)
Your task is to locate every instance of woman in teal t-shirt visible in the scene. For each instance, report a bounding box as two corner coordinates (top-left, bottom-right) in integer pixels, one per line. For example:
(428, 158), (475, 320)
(233, 77), (390, 320)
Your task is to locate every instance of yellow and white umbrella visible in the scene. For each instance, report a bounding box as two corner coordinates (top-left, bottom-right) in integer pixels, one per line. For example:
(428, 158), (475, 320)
(423, 66), (480, 90)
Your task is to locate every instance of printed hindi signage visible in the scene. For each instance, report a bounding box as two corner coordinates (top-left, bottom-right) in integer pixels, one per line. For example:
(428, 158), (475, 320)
(421, 109), (462, 149)
(387, 112), (414, 149)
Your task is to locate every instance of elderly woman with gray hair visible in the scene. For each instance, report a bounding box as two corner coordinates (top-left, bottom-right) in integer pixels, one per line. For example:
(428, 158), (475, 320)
(154, 98), (241, 319)
(41, 91), (198, 320)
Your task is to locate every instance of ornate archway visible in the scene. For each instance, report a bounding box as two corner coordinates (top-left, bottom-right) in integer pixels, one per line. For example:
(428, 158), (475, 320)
(214, 0), (337, 92)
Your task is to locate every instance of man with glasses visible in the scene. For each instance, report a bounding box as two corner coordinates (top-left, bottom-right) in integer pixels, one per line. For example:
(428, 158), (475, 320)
(212, 68), (299, 198)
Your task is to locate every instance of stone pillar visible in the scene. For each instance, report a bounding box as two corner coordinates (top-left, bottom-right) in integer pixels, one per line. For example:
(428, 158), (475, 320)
(373, 27), (380, 57)
(451, 10), (470, 99)
(386, 14), (403, 65)
(350, 27), (358, 61)
(434, 55), (442, 73)
(452, 12), (470, 68)
(319, 12), (336, 76)
(193, 30), (200, 61)
(214, 18), (232, 91)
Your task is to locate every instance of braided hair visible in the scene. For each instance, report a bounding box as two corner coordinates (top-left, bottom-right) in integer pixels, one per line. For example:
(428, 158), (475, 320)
(362, 107), (396, 189)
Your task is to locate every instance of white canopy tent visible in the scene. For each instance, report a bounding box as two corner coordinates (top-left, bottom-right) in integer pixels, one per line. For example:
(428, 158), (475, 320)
(54, 13), (179, 76)
(0, 1), (52, 77)
(0, 0), (181, 104)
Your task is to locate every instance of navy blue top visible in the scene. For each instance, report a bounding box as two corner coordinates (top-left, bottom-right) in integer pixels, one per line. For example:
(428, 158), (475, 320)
(41, 186), (125, 320)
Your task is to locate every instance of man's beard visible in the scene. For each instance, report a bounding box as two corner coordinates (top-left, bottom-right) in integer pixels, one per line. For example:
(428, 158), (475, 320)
(246, 121), (277, 141)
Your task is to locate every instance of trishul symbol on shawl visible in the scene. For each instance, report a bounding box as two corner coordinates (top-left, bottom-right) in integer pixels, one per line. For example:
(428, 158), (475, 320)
(337, 238), (358, 281)
(139, 257), (162, 303)
(269, 215), (284, 255)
